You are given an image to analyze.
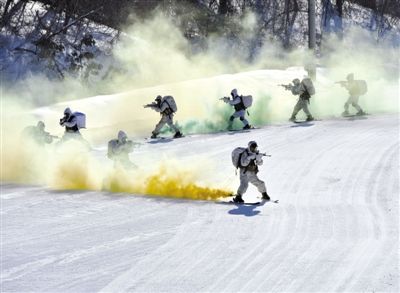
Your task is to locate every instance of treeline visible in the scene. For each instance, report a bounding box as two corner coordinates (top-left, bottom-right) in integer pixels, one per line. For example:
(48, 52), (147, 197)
(0, 0), (398, 81)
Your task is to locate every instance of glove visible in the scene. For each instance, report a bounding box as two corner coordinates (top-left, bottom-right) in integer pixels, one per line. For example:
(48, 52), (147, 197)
(248, 153), (257, 160)
(256, 154), (263, 161)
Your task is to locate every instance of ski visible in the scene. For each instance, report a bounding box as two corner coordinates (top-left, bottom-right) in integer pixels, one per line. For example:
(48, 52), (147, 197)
(292, 119), (320, 124)
(217, 199), (279, 206)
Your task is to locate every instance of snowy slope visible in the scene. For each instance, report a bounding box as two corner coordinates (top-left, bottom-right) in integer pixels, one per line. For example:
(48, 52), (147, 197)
(2, 114), (399, 292)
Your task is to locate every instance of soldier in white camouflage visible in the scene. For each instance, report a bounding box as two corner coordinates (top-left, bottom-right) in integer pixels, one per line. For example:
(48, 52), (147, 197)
(233, 141), (270, 203)
(144, 95), (183, 139)
(287, 78), (315, 122)
(337, 73), (367, 116)
(221, 89), (252, 130)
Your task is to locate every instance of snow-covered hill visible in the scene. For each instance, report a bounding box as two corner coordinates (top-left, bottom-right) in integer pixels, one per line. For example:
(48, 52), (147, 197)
(2, 113), (399, 292)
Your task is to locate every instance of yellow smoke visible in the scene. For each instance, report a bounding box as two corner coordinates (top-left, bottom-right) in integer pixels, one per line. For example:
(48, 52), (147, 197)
(103, 164), (232, 201)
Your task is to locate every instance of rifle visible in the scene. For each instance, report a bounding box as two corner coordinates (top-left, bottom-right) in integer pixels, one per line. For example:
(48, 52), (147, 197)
(143, 102), (158, 108)
(335, 81), (348, 86)
(279, 84), (292, 90)
(259, 153), (272, 157)
(219, 97), (229, 102)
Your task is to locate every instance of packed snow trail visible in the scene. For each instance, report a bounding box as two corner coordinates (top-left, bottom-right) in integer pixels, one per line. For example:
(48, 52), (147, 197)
(1, 114), (399, 292)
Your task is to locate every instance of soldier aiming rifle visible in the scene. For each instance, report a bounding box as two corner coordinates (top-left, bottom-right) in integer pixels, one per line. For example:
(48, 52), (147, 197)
(144, 95), (183, 139)
(279, 84), (293, 91)
(335, 73), (367, 116)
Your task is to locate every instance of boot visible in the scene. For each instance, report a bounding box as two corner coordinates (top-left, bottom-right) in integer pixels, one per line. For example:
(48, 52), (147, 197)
(306, 115), (314, 122)
(342, 110), (349, 117)
(289, 116), (296, 122)
(150, 132), (158, 139)
(232, 194), (244, 203)
(261, 192), (270, 201)
(243, 124), (251, 130)
(356, 110), (366, 116)
(173, 131), (183, 138)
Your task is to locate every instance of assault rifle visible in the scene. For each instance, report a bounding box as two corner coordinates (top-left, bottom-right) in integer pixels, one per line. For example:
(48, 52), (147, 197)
(48, 134), (59, 139)
(219, 96), (230, 102)
(259, 153), (272, 157)
(143, 102), (158, 108)
(279, 84), (293, 90)
(335, 81), (348, 86)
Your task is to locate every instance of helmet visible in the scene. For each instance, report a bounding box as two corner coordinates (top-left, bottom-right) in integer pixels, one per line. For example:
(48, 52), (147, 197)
(248, 141), (258, 151)
(64, 107), (72, 115)
(346, 73), (354, 81)
(37, 121), (45, 130)
(292, 78), (300, 85)
(118, 130), (127, 142)
(231, 89), (238, 97)
(155, 95), (162, 102)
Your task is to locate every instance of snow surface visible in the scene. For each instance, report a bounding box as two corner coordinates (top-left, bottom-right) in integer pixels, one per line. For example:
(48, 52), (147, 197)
(2, 113), (399, 292)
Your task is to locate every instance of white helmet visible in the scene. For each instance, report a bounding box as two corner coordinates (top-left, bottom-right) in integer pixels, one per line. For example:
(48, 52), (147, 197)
(64, 107), (72, 115)
(118, 130), (127, 142)
(37, 121), (45, 130)
(248, 141), (258, 151)
(292, 78), (300, 85)
(346, 73), (354, 81)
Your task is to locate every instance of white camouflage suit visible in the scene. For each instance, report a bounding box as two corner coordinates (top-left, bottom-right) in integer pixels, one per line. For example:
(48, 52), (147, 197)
(237, 149), (267, 195)
(225, 89), (249, 128)
(151, 98), (180, 136)
(290, 80), (313, 119)
(343, 79), (363, 113)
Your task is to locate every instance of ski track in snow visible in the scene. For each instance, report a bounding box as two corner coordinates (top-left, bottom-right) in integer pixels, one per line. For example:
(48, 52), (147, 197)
(1, 114), (399, 292)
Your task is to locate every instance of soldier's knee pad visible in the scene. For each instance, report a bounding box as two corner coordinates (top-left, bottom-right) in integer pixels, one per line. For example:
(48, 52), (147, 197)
(229, 116), (235, 121)
(240, 116), (245, 121)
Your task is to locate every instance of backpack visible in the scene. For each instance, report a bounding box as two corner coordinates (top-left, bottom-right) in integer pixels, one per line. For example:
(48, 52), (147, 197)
(107, 139), (118, 158)
(162, 96), (177, 113)
(74, 112), (86, 129)
(231, 147), (247, 168)
(241, 95), (253, 108)
(354, 80), (368, 95)
(301, 78), (315, 95)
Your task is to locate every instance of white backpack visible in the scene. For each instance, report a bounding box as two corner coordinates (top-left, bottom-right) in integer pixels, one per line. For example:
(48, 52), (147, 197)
(354, 80), (368, 95)
(231, 147), (247, 168)
(301, 78), (315, 95)
(162, 96), (177, 112)
(241, 95), (253, 108)
(74, 112), (86, 129)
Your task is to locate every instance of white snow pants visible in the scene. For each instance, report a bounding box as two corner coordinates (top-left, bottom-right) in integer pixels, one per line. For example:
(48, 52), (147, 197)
(229, 110), (249, 127)
(344, 96), (362, 112)
(291, 99), (312, 118)
(153, 114), (179, 135)
(237, 170), (267, 195)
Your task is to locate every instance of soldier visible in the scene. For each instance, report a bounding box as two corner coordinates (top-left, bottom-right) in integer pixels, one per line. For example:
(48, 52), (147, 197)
(144, 95), (183, 139)
(59, 107), (89, 146)
(232, 141), (270, 203)
(23, 121), (56, 145)
(283, 78), (315, 122)
(221, 89), (253, 130)
(107, 130), (137, 169)
(336, 73), (367, 116)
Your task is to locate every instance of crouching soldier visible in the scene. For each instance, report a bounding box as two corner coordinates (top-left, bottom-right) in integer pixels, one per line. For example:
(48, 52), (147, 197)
(221, 89), (253, 130)
(144, 95), (183, 139)
(231, 141), (270, 203)
(282, 77), (315, 122)
(107, 130), (137, 169)
(23, 121), (57, 145)
(59, 107), (85, 139)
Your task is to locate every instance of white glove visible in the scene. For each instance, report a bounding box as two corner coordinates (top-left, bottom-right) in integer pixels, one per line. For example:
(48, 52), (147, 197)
(248, 153), (257, 160)
(256, 154), (264, 165)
